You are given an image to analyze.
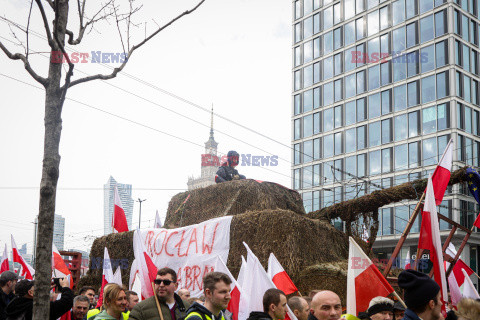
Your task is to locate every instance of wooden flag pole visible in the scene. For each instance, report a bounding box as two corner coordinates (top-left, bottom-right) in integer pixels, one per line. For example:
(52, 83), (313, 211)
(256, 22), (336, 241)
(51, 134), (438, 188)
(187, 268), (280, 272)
(383, 192), (425, 276)
(152, 282), (165, 320)
(392, 291), (407, 309)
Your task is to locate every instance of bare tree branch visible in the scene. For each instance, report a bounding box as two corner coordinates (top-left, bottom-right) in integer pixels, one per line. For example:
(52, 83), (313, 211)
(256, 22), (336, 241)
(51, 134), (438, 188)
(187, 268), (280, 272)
(34, 0), (55, 48)
(113, 3), (126, 54)
(0, 41), (47, 85)
(65, 0), (114, 45)
(26, 0), (34, 59)
(44, 0), (54, 9)
(68, 0), (206, 88)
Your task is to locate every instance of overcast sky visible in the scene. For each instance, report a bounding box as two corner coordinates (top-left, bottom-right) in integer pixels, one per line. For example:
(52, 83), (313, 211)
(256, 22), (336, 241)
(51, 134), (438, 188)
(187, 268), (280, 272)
(0, 0), (292, 254)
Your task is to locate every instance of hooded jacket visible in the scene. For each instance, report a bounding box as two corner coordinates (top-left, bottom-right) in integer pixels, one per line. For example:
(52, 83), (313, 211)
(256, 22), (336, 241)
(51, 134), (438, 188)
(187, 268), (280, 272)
(128, 293), (189, 320)
(185, 302), (225, 320)
(5, 287), (74, 320)
(246, 312), (272, 320)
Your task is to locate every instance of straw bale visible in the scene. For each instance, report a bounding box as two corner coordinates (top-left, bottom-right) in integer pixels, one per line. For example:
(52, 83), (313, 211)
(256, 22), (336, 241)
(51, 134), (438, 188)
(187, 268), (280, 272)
(165, 179), (305, 228)
(227, 209), (349, 280)
(80, 209), (348, 292)
(297, 261), (348, 303)
(77, 231), (134, 293)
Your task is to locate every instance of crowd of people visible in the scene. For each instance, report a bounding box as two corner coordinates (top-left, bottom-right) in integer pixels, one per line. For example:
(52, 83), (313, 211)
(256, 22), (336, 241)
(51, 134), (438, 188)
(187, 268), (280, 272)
(1, 268), (479, 320)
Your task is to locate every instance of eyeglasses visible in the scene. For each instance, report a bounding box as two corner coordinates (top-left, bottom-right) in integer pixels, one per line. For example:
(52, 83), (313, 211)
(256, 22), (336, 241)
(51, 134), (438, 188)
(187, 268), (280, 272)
(154, 279), (173, 286)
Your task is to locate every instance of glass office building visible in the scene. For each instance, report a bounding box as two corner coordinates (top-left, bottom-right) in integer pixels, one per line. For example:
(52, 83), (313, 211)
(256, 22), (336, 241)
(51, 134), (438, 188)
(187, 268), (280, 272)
(292, 0), (480, 279)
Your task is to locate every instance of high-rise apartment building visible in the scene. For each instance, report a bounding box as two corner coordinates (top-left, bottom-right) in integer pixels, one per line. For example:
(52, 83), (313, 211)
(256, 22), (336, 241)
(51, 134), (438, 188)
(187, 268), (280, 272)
(34, 214), (65, 251)
(292, 0), (480, 280)
(104, 176), (134, 235)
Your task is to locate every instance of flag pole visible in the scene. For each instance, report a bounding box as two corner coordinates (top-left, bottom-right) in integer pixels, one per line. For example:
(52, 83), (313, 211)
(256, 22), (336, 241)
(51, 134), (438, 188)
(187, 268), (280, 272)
(151, 282), (165, 320)
(391, 291), (407, 309)
(446, 223), (475, 277)
(383, 192), (425, 276)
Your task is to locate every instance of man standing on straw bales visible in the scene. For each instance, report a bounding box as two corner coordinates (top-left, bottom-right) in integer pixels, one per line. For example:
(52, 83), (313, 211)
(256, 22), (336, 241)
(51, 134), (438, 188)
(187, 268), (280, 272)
(308, 291), (342, 320)
(184, 272), (232, 320)
(247, 288), (288, 320)
(288, 297), (310, 320)
(215, 151), (246, 183)
(129, 268), (189, 320)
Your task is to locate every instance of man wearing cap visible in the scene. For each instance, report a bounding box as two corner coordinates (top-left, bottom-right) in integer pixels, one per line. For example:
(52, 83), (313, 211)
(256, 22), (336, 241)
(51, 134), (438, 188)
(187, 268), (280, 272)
(366, 297), (394, 320)
(0, 271), (18, 320)
(398, 270), (443, 320)
(5, 278), (73, 320)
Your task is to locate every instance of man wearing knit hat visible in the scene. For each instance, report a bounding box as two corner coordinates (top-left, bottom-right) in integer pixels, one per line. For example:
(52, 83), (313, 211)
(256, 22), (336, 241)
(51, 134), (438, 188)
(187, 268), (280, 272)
(366, 297), (393, 320)
(398, 270), (443, 320)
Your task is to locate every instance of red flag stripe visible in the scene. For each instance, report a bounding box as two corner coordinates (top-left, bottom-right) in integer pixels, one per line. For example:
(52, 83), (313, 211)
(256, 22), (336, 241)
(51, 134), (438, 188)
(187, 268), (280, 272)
(272, 271), (298, 295)
(354, 265), (394, 313)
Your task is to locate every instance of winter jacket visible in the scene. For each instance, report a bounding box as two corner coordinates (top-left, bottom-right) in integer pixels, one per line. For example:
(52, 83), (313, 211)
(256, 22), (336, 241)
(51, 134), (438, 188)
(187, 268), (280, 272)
(402, 309), (421, 320)
(215, 164), (245, 183)
(246, 312), (272, 320)
(185, 302), (226, 320)
(128, 293), (189, 320)
(0, 289), (15, 320)
(5, 287), (74, 320)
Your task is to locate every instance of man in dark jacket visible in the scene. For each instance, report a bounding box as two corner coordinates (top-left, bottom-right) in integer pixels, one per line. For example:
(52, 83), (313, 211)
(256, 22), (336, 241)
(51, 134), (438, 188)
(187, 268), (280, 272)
(247, 288), (287, 320)
(398, 270), (443, 320)
(5, 278), (73, 320)
(0, 271), (18, 320)
(215, 151), (246, 183)
(185, 272), (232, 320)
(129, 267), (189, 320)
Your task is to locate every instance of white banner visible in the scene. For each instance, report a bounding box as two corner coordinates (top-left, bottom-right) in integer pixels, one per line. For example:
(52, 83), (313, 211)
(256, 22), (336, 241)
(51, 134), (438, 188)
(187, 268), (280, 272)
(136, 216), (232, 297)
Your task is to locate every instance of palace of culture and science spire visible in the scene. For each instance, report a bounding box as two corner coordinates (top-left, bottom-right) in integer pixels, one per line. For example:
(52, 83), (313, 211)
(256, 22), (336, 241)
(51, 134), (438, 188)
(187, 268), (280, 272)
(187, 108), (219, 190)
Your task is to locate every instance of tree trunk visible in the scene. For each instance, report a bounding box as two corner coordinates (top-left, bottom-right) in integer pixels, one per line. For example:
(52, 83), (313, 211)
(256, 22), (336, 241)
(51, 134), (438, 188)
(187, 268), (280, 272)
(33, 1), (69, 319)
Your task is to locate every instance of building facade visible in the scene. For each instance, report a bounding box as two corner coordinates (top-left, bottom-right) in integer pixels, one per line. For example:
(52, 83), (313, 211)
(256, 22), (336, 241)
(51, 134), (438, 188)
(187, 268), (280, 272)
(104, 176), (134, 235)
(292, 0), (480, 282)
(188, 108), (219, 190)
(34, 214), (65, 251)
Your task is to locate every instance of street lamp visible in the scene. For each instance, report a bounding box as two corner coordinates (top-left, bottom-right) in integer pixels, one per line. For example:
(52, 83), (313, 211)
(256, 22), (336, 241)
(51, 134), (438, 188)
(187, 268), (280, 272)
(136, 198), (147, 229)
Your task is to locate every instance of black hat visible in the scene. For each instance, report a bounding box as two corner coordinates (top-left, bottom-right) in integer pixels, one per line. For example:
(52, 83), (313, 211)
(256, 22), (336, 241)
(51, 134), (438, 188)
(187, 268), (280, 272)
(0, 271), (19, 284)
(15, 279), (34, 297)
(398, 270), (440, 308)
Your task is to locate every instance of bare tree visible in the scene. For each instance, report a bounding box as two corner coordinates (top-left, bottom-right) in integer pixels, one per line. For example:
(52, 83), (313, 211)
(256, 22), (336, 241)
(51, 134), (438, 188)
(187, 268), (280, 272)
(0, 0), (205, 318)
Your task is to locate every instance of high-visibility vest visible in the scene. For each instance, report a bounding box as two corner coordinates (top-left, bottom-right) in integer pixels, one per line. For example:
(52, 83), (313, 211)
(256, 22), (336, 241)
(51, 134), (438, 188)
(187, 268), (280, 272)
(185, 311), (226, 320)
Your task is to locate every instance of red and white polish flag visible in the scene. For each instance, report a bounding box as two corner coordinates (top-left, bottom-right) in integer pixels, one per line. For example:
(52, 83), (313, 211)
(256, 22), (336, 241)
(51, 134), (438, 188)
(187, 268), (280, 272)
(11, 235), (34, 280)
(133, 230), (158, 300)
(267, 253), (298, 295)
(462, 268), (480, 299)
(214, 256), (244, 320)
(96, 247), (116, 308)
(0, 244), (9, 273)
(404, 249), (411, 270)
(430, 138), (453, 205)
(112, 185), (129, 233)
(347, 237), (394, 315)
(52, 243), (73, 288)
(418, 177), (448, 308)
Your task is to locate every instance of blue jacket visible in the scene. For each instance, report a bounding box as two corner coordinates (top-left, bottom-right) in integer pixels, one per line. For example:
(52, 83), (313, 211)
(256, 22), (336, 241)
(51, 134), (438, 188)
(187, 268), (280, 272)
(402, 309), (421, 320)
